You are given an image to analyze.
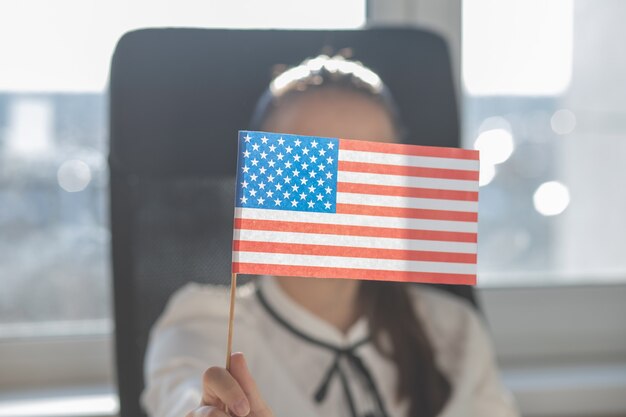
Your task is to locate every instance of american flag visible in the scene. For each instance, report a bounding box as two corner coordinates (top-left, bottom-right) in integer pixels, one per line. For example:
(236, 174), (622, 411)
(232, 130), (479, 285)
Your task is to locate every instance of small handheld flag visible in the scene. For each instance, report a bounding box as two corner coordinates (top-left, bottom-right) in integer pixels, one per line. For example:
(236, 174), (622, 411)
(232, 130), (479, 286)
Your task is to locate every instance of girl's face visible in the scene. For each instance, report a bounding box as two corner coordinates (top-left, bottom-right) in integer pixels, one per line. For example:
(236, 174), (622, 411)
(263, 88), (397, 143)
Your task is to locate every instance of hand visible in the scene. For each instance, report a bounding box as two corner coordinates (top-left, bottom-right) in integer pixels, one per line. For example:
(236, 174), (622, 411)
(187, 352), (274, 417)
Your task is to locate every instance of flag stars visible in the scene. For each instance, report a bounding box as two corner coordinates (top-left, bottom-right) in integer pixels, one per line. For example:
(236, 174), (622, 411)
(260, 151), (268, 159)
(324, 201), (332, 210)
(317, 164), (325, 171)
(319, 149), (326, 156)
(258, 182), (266, 189)
(243, 150), (251, 158)
(257, 197), (265, 205)
(278, 137), (285, 146)
(326, 156), (334, 164)
(284, 176), (291, 184)
(261, 136), (269, 144)
(325, 172), (333, 179)
(259, 167), (267, 174)
(301, 162), (309, 170)
(309, 170), (317, 178)
(242, 165), (250, 173)
(243, 134), (252, 142)
(285, 146), (293, 154)
(293, 155), (301, 162)
(276, 168), (283, 176)
(266, 190), (274, 198)
(249, 189), (257, 197)
(275, 183), (282, 191)
(291, 199), (298, 207)
(268, 160), (276, 168)
(294, 139), (302, 147)
(240, 180), (249, 188)
(251, 158), (259, 166)
(252, 143), (260, 151)
(291, 184), (299, 192)
(300, 192), (307, 200)
(316, 193), (323, 201)
(311, 140), (318, 148)
(283, 191), (290, 199)
(308, 185), (315, 193)
(300, 177), (308, 185)
(302, 147), (310, 155)
(250, 173), (258, 182)
(327, 142), (334, 149)
(267, 174), (275, 182)
(240, 196), (248, 204)
(268, 144), (276, 152)
(325, 186), (332, 194)
(310, 155), (318, 163)
(307, 201), (315, 208)
(285, 161), (292, 169)
(292, 169), (300, 177)
(317, 179), (324, 186)
(274, 198), (282, 206)
(277, 153), (284, 161)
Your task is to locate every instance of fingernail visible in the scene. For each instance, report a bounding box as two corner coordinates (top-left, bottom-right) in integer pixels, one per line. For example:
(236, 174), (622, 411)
(232, 398), (249, 416)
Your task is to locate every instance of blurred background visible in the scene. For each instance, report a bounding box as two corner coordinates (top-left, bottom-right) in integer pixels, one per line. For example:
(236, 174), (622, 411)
(0, 1), (625, 417)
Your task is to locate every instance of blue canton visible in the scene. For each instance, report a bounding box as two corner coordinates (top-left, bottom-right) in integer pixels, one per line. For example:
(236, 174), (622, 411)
(235, 131), (339, 213)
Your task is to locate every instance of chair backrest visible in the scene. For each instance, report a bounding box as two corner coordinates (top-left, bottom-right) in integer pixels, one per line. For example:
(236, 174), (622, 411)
(109, 27), (476, 417)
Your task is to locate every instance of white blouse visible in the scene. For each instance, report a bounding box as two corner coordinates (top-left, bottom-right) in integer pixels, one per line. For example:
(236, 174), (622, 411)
(142, 277), (519, 417)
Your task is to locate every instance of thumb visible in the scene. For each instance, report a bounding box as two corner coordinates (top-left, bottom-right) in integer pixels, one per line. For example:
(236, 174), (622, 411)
(229, 353), (273, 417)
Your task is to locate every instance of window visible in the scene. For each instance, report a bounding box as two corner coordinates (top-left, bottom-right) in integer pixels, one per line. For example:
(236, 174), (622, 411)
(463, 0), (626, 286)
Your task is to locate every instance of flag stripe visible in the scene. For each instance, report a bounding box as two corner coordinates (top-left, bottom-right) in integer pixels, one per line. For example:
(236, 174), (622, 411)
(235, 208), (478, 233)
(338, 149), (480, 171)
(233, 262), (476, 285)
(338, 160), (479, 181)
(232, 251), (476, 274)
(234, 218), (477, 243)
(336, 203), (478, 222)
(337, 171), (478, 191)
(336, 192), (478, 212)
(336, 182), (478, 201)
(233, 228), (477, 252)
(233, 240), (477, 263)
(340, 138), (479, 160)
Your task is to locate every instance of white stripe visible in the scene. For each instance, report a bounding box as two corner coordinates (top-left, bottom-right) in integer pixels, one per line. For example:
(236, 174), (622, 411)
(234, 207), (478, 233)
(337, 171), (478, 191)
(339, 149), (480, 171)
(234, 229), (477, 253)
(336, 192), (478, 212)
(233, 252), (476, 274)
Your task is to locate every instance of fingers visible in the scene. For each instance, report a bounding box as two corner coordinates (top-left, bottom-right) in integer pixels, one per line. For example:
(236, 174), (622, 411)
(186, 406), (230, 417)
(202, 366), (250, 417)
(229, 353), (273, 417)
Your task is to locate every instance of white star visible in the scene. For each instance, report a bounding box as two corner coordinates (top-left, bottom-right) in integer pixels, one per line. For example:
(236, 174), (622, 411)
(243, 134), (252, 142)
(299, 192), (307, 200)
(325, 186), (332, 194)
(268, 160), (276, 168)
(311, 140), (318, 148)
(317, 179), (324, 186)
(307, 201), (315, 208)
(309, 170), (316, 178)
(310, 155), (317, 163)
(252, 143), (260, 151)
(240, 196), (248, 204)
(274, 198), (282, 206)
(293, 155), (301, 162)
(301, 162), (309, 170)
(243, 150), (251, 158)
(326, 156), (334, 164)
(300, 177), (308, 185)
(268, 144), (276, 152)
(261, 136), (269, 144)
(285, 146), (293, 153)
(294, 139), (301, 147)
(278, 137), (285, 146)
(277, 153), (284, 161)
(283, 191), (290, 199)
(292, 170), (300, 177)
(291, 185), (299, 192)
(258, 182), (266, 189)
(259, 167), (267, 174)
(284, 176), (291, 184)
(257, 197), (265, 205)
(308, 185), (315, 193)
(302, 147), (310, 155)
(276, 168), (283, 176)
(267, 174), (275, 182)
(240, 180), (249, 188)
(275, 183), (282, 191)
(250, 173), (258, 181)
(319, 149), (326, 156)
(284, 161), (292, 169)
(316, 193), (323, 201)
(325, 172), (333, 179)
(266, 190), (274, 198)
(251, 158), (259, 166)
(260, 151), (268, 159)
(324, 201), (332, 209)
(291, 199), (298, 207)
(242, 165), (250, 173)
(327, 142), (335, 149)
(250, 189), (257, 197)
(317, 164), (325, 171)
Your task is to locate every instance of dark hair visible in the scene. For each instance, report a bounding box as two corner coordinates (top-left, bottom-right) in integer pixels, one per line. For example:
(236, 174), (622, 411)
(251, 55), (451, 417)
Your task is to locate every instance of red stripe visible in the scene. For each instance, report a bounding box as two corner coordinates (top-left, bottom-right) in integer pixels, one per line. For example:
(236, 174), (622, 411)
(340, 138), (479, 160)
(232, 262), (476, 285)
(234, 218), (477, 243)
(336, 204), (478, 222)
(233, 240), (476, 263)
(338, 160), (479, 181)
(337, 182), (479, 201)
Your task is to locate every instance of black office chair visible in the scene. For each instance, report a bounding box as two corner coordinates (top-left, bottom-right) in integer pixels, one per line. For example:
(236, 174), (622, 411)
(108, 27), (476, 417)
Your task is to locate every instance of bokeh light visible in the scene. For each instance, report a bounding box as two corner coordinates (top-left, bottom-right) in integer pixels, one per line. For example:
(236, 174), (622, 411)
(57, 159), (92, 192)
(533, 181), (570, 216)
(551, 108), (577, 135)
(474, 128), (515, 165)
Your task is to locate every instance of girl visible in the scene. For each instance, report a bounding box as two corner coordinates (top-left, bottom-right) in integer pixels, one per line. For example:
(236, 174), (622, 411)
(142, 55), (519, 417)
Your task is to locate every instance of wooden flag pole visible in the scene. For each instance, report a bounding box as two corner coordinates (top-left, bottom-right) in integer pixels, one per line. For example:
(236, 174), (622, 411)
(225, 272), (237, 371)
